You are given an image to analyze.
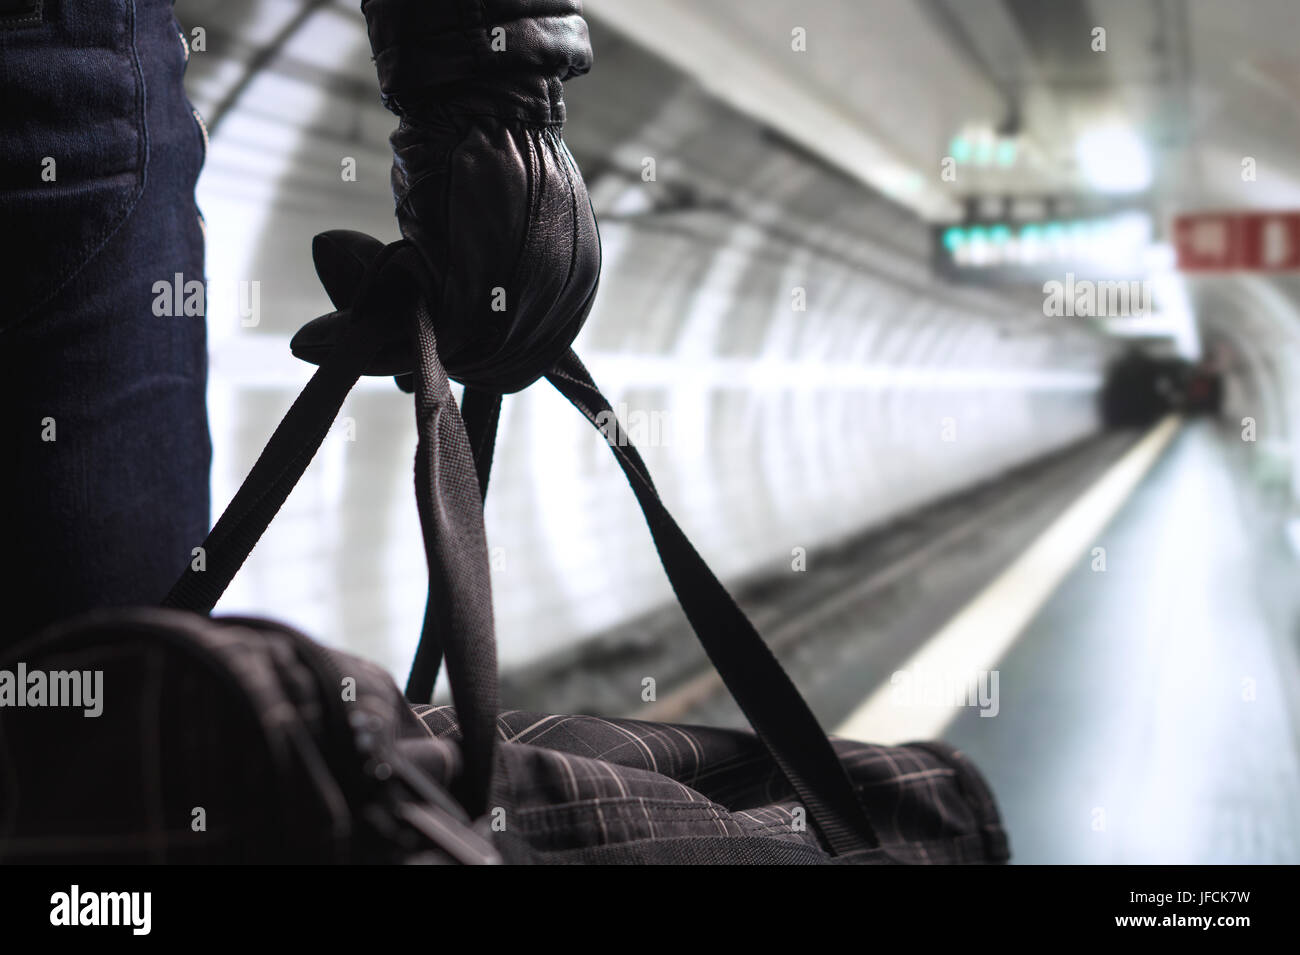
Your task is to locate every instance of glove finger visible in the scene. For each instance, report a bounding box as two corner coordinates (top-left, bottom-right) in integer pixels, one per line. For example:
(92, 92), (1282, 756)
(312, 230), (387, 310)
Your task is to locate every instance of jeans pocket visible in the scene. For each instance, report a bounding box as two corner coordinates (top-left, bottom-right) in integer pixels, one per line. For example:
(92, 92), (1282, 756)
(0, 1), (44, 31)
(0, 0), (145, 332)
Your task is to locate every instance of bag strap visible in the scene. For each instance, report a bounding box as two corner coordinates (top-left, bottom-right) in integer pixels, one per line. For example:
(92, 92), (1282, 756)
(461, 387), (503, 500)
(162, 305), (383, 615)
(403, 386), (501, 694)
(545, 350), (878, 855)
(410, 350), (879, 854)
(166, 236), (877, 854)
(165, 241), (498, 817)
(402, 289), (498, 816)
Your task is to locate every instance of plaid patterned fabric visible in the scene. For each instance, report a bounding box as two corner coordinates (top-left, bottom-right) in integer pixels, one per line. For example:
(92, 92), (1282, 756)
(412, 706), (1010, 864)
(1, 611), (1008, 864)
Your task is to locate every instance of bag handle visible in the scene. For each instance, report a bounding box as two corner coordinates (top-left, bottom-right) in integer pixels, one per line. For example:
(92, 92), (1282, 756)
(166, 234), (878, 854)
(165, 238), (498, 817)
(409, 350), (879, 855)
(405, 386), (502, 690)
(545, 351), (878, 855)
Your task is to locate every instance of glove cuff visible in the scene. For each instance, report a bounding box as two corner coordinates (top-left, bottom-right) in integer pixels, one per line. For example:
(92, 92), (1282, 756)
(361, 0), (593, 125)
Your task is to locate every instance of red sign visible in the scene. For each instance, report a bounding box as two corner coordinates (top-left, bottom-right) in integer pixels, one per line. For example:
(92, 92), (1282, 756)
(1174, 211), (1300, 271)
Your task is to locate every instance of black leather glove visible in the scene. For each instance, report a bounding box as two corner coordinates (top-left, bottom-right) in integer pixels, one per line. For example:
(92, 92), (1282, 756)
(358, 0), (601, 394)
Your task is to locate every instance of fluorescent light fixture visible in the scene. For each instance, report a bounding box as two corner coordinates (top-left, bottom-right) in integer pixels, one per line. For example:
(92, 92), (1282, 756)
(1075, 124), (1153, 193)
(943, 212), (1154, 271)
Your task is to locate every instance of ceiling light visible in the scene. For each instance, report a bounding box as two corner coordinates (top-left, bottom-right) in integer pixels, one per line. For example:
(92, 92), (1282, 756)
(1075, 125), (1153, 193)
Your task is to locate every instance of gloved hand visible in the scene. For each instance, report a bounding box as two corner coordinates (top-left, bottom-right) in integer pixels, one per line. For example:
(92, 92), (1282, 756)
(358, 0), (601, 394)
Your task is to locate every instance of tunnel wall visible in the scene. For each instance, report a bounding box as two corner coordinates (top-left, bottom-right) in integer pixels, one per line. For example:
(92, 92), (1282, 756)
(189, 7), (1111, 676)
(472, 26), (1110, 666)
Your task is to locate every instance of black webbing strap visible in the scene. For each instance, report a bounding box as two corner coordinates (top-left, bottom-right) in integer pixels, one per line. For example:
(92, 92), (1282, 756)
(162, 235), (875, 853)
(164, 244), (499, 817)
(402, 387), (502, 697)
(461, 387), (502, 500)
(545, 349), (879, 855)
(162, 309), (388, 614)
(402, 291), (498, 816)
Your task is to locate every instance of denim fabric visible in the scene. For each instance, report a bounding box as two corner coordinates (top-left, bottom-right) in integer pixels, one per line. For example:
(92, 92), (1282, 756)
(0, 0), (209, 639)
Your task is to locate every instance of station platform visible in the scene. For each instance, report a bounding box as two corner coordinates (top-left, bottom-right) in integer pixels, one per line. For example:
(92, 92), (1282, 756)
(941, 420), (1300, 863)
(506, 418), (1300, 864)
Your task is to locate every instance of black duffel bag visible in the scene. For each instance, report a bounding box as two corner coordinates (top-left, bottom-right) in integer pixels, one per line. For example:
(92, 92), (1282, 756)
(0, 231), (1009, 865)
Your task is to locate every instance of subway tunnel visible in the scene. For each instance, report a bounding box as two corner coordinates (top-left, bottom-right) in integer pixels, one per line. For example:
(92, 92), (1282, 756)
(6, 0), (1298, 870)
(171, 0), (1300, 865)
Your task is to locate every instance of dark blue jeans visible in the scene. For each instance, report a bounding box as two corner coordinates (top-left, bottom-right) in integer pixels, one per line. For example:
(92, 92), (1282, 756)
(0, 0), (209, 638)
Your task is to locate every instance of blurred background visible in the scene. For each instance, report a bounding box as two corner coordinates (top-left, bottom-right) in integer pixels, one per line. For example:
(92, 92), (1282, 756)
(176, 0), (1300, 863)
